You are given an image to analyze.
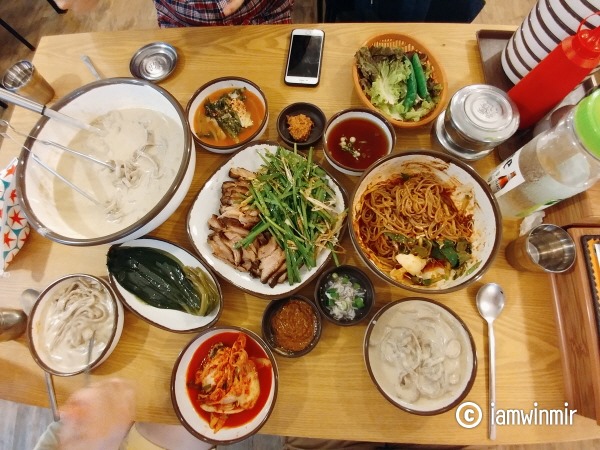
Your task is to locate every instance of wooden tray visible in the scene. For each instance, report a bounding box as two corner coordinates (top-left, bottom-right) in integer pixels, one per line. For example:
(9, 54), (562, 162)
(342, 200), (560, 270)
(550, 227), (600, 422)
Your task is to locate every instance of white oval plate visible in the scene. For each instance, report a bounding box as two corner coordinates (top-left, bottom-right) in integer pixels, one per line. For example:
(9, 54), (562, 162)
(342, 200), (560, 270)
(187, 141), (347, 299)
(107, 237), (223, 332)
(171, 326), (278, 445)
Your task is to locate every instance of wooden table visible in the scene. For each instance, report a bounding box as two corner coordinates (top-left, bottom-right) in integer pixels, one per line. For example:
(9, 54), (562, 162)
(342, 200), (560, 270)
(1, 23), (600, 446)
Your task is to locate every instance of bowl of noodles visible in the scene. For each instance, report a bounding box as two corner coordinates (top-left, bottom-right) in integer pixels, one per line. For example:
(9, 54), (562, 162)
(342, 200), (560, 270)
(350, 150), (501, 293)
(27, 273), (124, 377)
(186, 77), (268, 154)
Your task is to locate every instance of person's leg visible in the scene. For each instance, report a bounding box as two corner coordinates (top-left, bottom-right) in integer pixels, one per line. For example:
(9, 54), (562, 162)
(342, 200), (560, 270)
(132, 422), (215, 450)
(284, 436), (379, 450)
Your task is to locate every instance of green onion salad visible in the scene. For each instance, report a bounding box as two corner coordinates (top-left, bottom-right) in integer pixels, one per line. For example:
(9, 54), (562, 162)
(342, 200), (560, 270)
(235, 147), (347, 284)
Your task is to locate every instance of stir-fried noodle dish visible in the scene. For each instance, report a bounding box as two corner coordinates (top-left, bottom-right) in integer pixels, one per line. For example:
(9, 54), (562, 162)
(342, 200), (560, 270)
(355, 165), (478, 287)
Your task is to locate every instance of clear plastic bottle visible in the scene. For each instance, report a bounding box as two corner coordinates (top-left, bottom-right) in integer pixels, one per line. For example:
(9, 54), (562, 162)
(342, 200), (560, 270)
(487, 89), (600, 218)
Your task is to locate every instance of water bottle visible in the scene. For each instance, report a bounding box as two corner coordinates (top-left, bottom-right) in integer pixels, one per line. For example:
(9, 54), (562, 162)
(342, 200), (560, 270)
(487, 89), (600, 218)
(507, 13), (600, 130)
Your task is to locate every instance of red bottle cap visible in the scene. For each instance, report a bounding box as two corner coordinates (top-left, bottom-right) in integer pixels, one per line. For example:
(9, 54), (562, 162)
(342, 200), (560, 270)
(566, 12), (600, 67)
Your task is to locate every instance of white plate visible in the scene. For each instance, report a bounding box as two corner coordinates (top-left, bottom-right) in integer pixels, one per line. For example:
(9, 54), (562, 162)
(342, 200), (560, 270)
(107, 237), (222, 332)
(171, 326), (278, 445)
(187, 142), (347, 299)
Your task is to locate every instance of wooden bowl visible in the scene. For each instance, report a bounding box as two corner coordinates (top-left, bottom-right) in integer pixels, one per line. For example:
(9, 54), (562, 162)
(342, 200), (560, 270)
(352, 33), (448, 128)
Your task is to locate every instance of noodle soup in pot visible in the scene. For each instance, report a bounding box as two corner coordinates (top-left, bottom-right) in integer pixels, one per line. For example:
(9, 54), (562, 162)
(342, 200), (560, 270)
(28, 273), (124, 376)
(350, 151), (501, 293)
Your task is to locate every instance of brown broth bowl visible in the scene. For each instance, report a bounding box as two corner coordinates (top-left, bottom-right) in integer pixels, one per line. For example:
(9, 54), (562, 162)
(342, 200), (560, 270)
(323, 108), (395, 177)
(261, 296), (322, 357)
(186, 77), (268, 154)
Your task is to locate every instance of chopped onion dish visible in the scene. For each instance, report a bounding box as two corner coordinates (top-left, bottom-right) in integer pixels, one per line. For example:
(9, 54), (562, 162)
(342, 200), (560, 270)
(323, 272), (366, 321)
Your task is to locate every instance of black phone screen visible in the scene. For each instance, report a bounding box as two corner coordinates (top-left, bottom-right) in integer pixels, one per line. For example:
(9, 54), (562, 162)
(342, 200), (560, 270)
(287, 35), (323, 78)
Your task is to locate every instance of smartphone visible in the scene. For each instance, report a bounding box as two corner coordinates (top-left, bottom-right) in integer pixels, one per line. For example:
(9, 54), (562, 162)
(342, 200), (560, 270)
(284, 29), (325, 87)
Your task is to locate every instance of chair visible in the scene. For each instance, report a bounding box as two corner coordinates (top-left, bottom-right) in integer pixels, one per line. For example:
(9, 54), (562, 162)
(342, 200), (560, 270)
(321, 0), (485, 23)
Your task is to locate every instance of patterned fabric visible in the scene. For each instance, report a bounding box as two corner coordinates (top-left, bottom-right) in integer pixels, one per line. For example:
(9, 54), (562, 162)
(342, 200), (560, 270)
(0, 158), (29, 273)
(154, 0), (294, 27)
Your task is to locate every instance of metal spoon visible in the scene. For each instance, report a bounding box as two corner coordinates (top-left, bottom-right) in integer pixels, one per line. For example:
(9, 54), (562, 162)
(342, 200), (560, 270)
(80, 55), (102, 80)
(476, 282), (505, 441)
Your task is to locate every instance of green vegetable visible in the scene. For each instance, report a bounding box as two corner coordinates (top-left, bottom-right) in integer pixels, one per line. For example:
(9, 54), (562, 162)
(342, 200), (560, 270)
(411, 52), (430, 101)
(204, 88), (247, 140)
(107, 246), (219, 316)
(235, 146), (346, 284)
(403, 57), (417, 110)
(355, 45), (442, 122)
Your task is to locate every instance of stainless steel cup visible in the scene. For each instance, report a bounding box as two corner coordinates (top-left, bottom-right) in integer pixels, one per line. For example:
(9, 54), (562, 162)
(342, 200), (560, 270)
(2, 60), (54, 104)
(505, 224), (576, 273)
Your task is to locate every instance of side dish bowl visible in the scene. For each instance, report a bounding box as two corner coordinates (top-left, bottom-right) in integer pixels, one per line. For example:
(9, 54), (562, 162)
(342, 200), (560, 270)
(353, 33), (447, 128)
(277, 102), (326, 149)
(262, 295), (322, 357)
(314, 265), (374, 326)
(107, 237), (223, 333)
(28, 273), (124, 377)
(364, 298), (477, 415)
(186, 77), (268, 154)
(323, 108), (395, 176)
(15, 78), (194, 246)
(171, 326), (278, 445)
(350, 150), (501, 293)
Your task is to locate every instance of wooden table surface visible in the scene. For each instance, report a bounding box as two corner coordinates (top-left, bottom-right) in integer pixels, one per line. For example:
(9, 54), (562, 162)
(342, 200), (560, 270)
(1, 23), (600, 446)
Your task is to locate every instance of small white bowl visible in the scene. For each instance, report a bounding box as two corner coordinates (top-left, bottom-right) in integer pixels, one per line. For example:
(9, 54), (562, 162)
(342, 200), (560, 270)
(186, 77), (268, 154)
(323, 108), (395, 177)
(28, 273), (124, 377)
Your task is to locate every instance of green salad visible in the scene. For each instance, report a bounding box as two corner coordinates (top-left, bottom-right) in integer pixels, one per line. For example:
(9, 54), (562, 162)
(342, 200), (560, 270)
(355, 46), (442, 122)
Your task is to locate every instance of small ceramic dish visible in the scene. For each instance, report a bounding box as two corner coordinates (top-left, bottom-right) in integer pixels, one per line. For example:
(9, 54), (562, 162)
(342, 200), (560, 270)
(107, 237), (223, 333)
(186, 77), (268, 154)
(261, 295), (322, 357)
(276, 102), (326, 149)
(314, 265), (374, 326)
(171, 326), (278, 445)
(130, 42), (178, 82)
(323, 108), (395, 177)
(28, 273), (124, 376)
(364, 298), (477, 415)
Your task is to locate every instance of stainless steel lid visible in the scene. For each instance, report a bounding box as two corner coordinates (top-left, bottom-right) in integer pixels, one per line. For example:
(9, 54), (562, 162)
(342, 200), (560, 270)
(2, 60), (33, 90)
(129, 42), (178, 82)
(445, 84), (519, 151)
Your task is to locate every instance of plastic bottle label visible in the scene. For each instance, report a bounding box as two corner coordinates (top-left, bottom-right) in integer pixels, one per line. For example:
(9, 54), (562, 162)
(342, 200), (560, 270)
(487, 150), (525, 196)
(487, 147), (566, 217)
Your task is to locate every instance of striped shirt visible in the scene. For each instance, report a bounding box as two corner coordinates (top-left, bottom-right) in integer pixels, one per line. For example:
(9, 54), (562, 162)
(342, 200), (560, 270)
(154, 0), (294, 27)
